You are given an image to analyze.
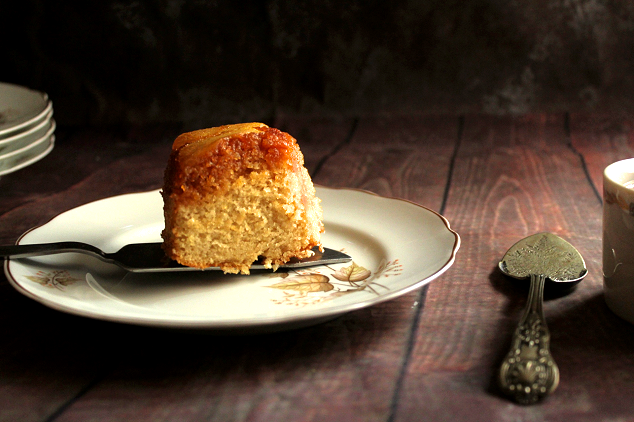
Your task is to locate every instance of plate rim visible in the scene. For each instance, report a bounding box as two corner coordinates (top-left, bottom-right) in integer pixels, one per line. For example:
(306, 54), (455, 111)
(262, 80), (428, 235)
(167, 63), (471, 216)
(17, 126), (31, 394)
(0, 118), (56, 160)
(0, 134), (55, 176)
(0, 109), (53, 147)
(0, 80), (52, 137)
(4, 186), (460, 330)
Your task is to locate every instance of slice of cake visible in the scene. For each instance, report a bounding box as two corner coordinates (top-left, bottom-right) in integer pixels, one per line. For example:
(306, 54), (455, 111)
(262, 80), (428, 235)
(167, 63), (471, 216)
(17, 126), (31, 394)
(161, 122), (323, 274)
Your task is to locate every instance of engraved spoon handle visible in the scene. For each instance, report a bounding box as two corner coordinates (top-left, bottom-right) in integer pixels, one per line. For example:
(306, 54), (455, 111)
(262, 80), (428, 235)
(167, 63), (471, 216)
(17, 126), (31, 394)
(499, 273), (560, 404)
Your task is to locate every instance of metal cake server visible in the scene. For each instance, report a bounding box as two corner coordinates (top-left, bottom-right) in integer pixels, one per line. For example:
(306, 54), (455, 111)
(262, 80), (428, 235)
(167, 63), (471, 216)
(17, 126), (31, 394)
(498, 232), (587, 404)
(0, 242), (351, 273)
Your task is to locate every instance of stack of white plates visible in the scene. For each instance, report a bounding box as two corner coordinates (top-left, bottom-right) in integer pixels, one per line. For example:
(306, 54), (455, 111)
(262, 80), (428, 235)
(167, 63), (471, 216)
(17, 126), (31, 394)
(0, 82), (55, 177)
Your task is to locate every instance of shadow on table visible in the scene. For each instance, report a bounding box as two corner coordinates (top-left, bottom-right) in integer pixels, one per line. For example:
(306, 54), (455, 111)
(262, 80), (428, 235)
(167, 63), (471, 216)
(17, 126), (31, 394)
(0, 278), (405, 402)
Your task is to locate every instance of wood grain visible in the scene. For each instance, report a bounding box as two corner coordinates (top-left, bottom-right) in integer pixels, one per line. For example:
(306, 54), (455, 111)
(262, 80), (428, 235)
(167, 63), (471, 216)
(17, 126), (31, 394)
(393, 114), (634, 421)
(3, 115), (634, 421)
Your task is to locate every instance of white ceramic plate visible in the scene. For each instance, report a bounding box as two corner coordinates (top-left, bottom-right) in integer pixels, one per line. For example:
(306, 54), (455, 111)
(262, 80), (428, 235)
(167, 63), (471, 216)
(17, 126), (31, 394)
(4, 187), (460, 332)
(0, 134), (55, 176)
(0, 111), (54, 156)
(0, 118), (55, 159)
(0, 82), (51, 138)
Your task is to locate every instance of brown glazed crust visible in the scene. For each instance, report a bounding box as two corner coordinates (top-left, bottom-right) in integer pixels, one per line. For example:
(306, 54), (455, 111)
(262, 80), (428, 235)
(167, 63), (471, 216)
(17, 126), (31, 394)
(163, 123), (304, 206)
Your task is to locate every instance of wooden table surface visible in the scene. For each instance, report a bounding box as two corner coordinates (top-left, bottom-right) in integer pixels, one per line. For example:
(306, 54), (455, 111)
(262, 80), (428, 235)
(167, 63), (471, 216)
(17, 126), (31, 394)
(1, 113), (634, 422)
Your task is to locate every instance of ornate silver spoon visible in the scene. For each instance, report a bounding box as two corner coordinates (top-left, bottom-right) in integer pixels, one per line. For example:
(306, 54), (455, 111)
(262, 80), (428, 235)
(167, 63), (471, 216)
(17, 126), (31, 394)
(498, 232), (587, 404)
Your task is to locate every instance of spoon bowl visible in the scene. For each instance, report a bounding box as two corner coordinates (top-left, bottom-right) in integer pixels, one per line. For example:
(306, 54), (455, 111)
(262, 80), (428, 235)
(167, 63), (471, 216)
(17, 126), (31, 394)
(499, 232), (587, 284)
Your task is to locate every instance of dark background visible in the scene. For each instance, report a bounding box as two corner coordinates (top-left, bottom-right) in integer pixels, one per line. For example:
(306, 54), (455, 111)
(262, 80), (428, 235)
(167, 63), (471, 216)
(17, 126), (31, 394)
(2, 0), (634, 128)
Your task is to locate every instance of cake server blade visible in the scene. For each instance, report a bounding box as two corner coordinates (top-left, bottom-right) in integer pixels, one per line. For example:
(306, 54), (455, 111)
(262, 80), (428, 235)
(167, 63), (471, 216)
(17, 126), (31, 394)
(0, 242), (351, 273)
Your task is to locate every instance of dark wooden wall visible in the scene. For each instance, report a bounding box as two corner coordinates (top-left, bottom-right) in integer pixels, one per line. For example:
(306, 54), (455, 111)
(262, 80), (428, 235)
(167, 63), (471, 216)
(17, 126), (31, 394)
(2, 0), (634, 127)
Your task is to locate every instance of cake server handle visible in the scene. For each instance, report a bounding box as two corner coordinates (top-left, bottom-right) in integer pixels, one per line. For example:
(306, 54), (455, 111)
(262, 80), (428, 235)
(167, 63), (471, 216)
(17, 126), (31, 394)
(1, 242), (351, 273)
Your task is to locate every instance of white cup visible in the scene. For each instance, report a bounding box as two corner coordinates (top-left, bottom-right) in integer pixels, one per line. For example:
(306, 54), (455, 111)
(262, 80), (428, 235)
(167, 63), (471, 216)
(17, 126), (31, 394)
(603, 158), (634, 323)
